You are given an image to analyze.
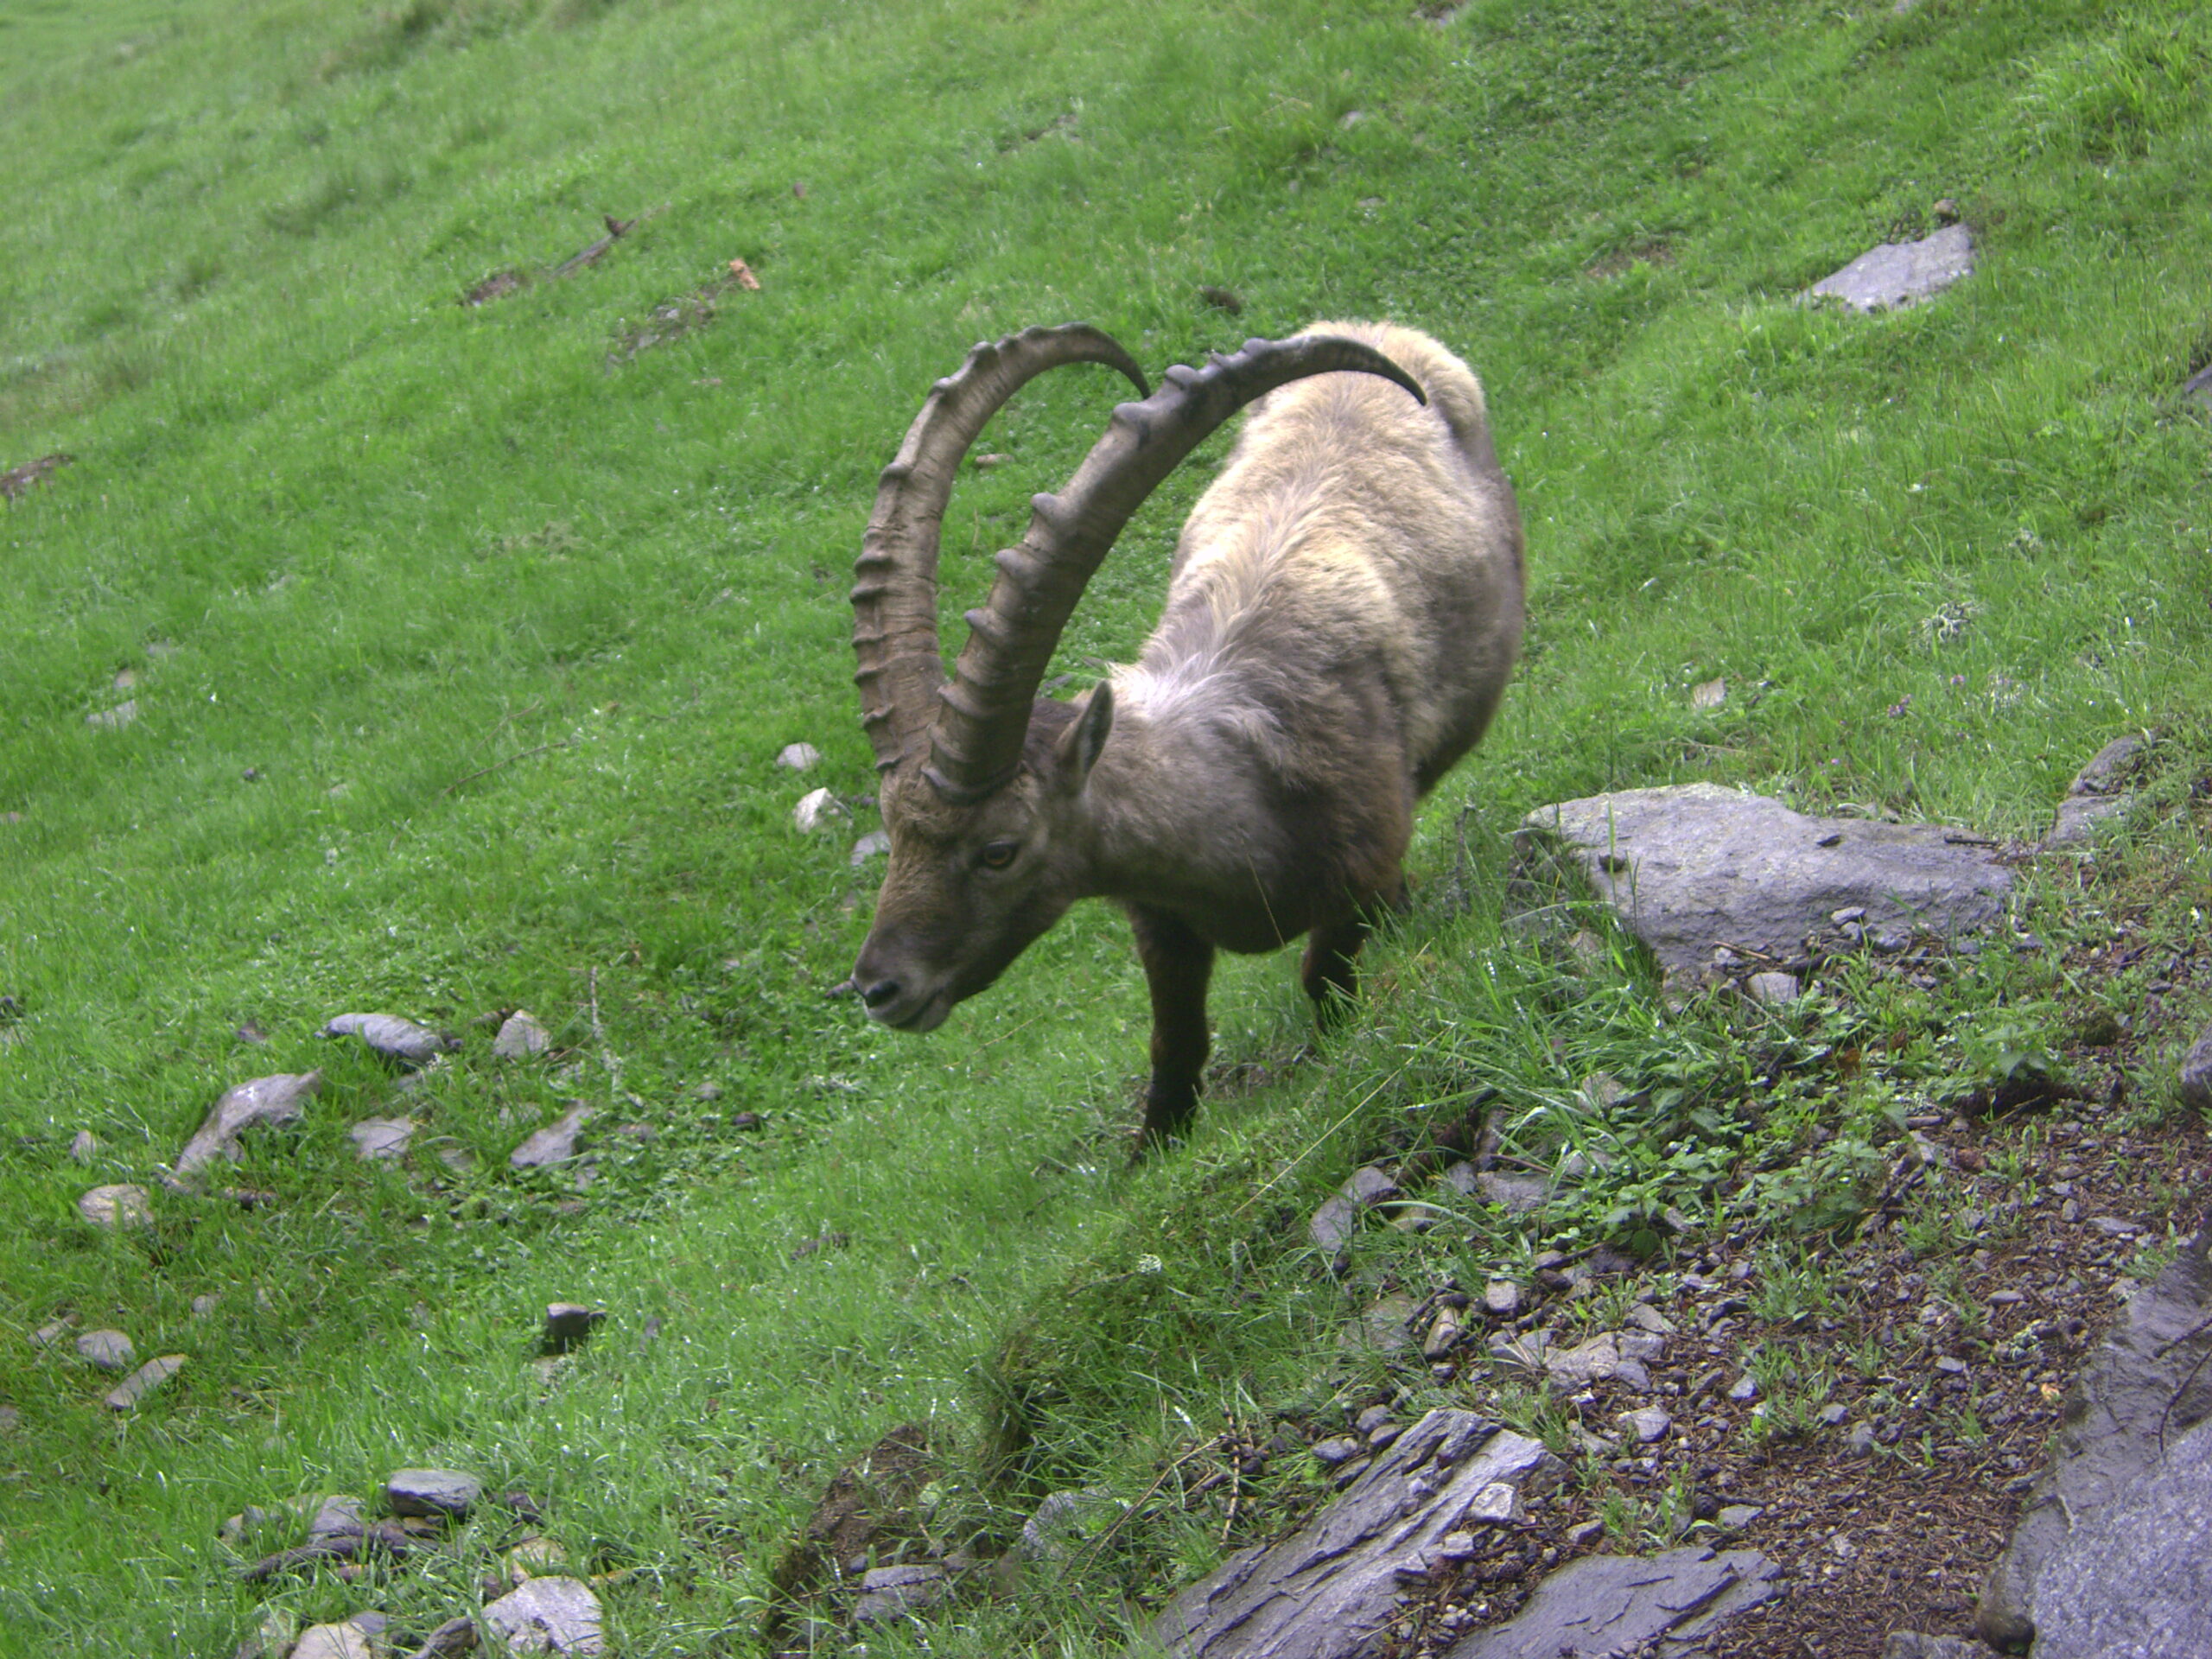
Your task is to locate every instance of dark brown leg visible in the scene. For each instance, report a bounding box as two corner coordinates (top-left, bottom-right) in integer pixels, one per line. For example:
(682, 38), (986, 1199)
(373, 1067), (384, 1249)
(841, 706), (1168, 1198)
(1129, 906), (1215, 1148)
(1300, 874), (1408, 1022)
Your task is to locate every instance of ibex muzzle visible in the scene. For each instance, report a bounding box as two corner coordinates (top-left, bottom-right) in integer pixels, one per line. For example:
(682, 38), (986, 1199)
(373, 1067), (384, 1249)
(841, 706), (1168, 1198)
(850, 321), (1523, 1145)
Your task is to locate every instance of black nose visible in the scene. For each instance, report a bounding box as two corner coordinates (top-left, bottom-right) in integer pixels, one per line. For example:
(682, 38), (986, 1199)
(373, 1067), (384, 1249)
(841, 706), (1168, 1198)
(860, 979), (902, 1011)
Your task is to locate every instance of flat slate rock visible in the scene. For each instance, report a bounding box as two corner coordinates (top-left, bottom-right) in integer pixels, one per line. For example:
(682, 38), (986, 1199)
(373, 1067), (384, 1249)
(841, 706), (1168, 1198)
(349, 1116), (416, 1162)
(321, 1012), (454, 1067)
(483, 1574), (605, 1655)
(2045, 734), (2149, 848)
(1154, 1408), (1560, 1659)
(1978, 1226), (2212, 1652)
(172, 1071), (321, 1182)
(1516, 784), (2010, 989)
(386, 1467), (482, 1518)
(511, 1103), (595, 1169)
(105, 1354), (185, 1411)
(492, 1010), (551, 1059)
(76, 1329), (136, 1371)
(1806, 224), (1974, 313)
(1446, 1545), (1783, 1657)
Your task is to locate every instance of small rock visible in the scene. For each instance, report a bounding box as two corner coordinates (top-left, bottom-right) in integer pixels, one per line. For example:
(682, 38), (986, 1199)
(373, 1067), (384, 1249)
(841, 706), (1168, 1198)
(1467, 1480), (1526, 1523)
(1354, 1406), (1394, 1436)
(104, 1354), (185, 1410)
(31, 1316), (77, 1347)
(321, 1013), (454, 1067)
(510, 1103), (595, 1169)
(1422, 1307), (1463, 1362)
(0, 1405), (18, 1433)
(1623, 1407), (1672, 1444)
(776, 742), (822, 772)
(483, 1575), (604, 1654)
(1935, 1356), (1967, 1376)
(171, 1071), (322, 1183)
(386, 1468), (482, 1519)
(1745, 971), (1802, 1007)
(849, 830), (891, 866)
(1717, 1503), (1764, 1529)
(1566, 1518), (1606, 1548)
(2178, 1026), (2212, 1112)
(1618, 1331), (1668, 1364)
(308, 1495), (367, 1541)
(792, 786), (843, 833)
(349, 1116), (416, 1162)
(1727, 1375), (1759, 1402)
(1690, 677), (1727, 711)
(1476, 1170), (1552, 1214)
(1817, 1402), (1850, 1427)
(1845, 1421), (1877, 1456)
(1805, 223), (1975, 312)
(403, 1617), (480, 1658)
(78, 1184), (152, 1230)
(543, 1304), (607, 1354)
(1545, 1333), (1622, 1388)
(1626, 1304), (1677, 1336)
(290, 1624), (373, 1659)
(492, 1011), (552, 1060)
(76, 1329), (136, 1371)
(1313, 1436), (1363, 1466)
(852, 1561), (949, 1624)
(86, 699), (140, 730)
(67, 1129), (99, 1164)
(1309, 1165), (1401, 1264)
(2090, 1216), (2141, 1237)
(2061, 1198), (2082, 1224)
(1018, 1487), (1124, 1561)
(506, 1535), (569, 1580)
(1484, 1280), (1524, 1317)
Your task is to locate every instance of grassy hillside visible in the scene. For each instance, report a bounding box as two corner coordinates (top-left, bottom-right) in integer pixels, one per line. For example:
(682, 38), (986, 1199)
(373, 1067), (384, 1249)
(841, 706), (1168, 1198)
(1, 0), (2208, 1652)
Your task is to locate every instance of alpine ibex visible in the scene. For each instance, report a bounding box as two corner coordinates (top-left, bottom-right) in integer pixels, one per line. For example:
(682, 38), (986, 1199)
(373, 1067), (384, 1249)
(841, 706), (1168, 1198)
(849, 321), (1523, 1144)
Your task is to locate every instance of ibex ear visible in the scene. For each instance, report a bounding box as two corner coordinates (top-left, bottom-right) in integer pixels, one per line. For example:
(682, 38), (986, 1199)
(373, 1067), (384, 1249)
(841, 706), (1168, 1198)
(1056, 681), (1114, 791)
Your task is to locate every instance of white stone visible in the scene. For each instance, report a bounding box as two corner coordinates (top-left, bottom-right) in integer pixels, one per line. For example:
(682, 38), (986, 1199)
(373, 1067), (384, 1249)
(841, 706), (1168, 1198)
(776, 741), (821, 772)
(1805, 224), (1975, 313)
(78, 1184), (152, 1230)
(493, 1010), (551, 1059)
(792, 786), (843, 832)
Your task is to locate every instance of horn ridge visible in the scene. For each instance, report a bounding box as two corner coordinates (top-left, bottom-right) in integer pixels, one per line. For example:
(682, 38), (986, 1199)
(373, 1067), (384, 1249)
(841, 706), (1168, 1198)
(924, 332), (1427, 798)
(850, 324), (1150, 771)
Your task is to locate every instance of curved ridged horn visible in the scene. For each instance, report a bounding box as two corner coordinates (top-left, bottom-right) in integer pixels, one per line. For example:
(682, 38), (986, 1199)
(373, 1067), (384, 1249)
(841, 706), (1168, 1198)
(924, 334), (1427, 802)
(853, 325), (1149, 772)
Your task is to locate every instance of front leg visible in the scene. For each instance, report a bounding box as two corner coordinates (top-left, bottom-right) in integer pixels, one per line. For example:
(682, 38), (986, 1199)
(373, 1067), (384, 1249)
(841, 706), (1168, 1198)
(1128, 905), (1216, 1149)
(1300, 873), (1409, 1023)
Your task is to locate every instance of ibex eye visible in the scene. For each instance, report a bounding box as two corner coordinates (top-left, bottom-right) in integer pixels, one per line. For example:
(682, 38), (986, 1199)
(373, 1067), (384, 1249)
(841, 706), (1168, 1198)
(979, 841), (1020, 871)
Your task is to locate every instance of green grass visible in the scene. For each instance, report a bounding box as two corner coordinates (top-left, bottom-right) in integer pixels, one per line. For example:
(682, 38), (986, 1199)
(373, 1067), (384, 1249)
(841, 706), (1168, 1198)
(3, 0), (2210, 1651)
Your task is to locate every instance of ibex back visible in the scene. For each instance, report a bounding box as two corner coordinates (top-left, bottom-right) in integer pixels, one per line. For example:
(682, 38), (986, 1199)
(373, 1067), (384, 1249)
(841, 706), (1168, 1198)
(849, 321), (1523, 1145)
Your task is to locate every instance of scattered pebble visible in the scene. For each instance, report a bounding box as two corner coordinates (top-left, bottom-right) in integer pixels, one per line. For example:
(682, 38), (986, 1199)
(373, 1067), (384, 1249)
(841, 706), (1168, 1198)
(776, 742), (822, 772)
(1717, 1503), (1764, 1529)
(321, 1013), (455, 1067)
(482, 1574), (605, 1655)
(104, 1354), (185, 1411)
(31, 1317), (76, 1347)
(493, 1010), (552, 1060)
(543, 1304), (607, 1354)
(1622, 1406), (1672, 1444)
(511, 1103), (595, 1169)
(76, 1329), (136, 1371)
(171, 1071), (322, 1184)
(386, 1468), (483, 1519)
(349, 1117), (416, 1162)
(1845, 1421), (1878, 1456)
(78, 1184), (152, 1230)
(1726, 1375), (1760, 1402)
(850, 830), (891, 866)
(67, 1130), (99, 1164)
(86, 700), (139, 730)
(1467, 1480), (1526, 1524)
(0, 1404), (19, 1433)
(792, 787), (843, 833)
(1484, 1280), (1524, 1316)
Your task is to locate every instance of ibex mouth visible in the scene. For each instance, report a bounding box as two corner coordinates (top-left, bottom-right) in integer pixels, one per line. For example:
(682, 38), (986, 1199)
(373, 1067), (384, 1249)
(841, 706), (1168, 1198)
(867, 988), (952, 1034)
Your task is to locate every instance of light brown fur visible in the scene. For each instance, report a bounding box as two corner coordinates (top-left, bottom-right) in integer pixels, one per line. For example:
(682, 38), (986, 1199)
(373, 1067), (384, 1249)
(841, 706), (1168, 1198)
(854, 321), (1523, 1144)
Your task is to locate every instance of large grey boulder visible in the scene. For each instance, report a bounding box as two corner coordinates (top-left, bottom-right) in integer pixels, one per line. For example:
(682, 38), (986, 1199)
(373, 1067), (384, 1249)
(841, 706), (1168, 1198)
(170, 1071), (321, 1184)
(1806, 224), (1974, 313)
(1977, 1227), (2212, 1653)
(1446, 1545), (1782, 1657)
(1516, 784), (2010, 991)
(1154, 1409), (1560, 1659)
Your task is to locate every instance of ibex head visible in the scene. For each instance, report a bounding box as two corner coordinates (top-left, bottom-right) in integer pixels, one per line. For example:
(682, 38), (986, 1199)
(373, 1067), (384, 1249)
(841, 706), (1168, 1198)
(849, 325), (1422, 1033)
